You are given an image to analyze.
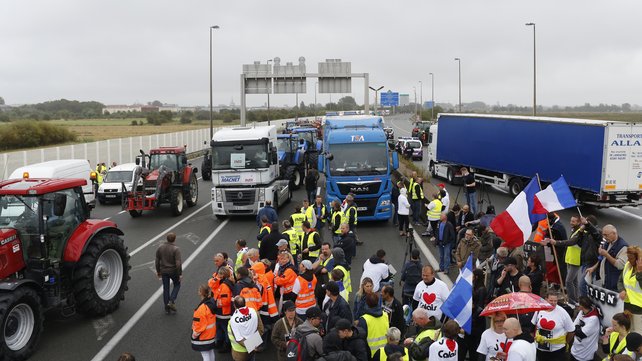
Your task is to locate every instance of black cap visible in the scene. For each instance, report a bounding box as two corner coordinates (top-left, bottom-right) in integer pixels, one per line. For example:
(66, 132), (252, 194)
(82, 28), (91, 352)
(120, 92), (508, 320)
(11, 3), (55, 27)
(627, 332), (642, 351)
(335, 319), (352, 331)
(305, 306), (323, 319)
(282, 301), (295, 311)
(503, 256), (518, 266)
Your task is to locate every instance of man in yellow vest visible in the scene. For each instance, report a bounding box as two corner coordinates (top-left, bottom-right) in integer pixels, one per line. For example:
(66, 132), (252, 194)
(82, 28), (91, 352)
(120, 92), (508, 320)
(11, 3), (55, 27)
(373, 327), (409, 361)
(403, 308), (441, 360)
(345, 195), (362, 246)
(543, 214), (582, 305)
(228, 296), (264, 360)
(256, 216), (271, 248)
(300, 221), (321, 262)
(281, 220), (300, 261)
(331, 200), (347, 242)
(301, 199), (317, 230)
(422, 192), (442, 238)
(289, 206), (306, 246)
(409, 173), (423, 225)
(357, 292), (390, 357)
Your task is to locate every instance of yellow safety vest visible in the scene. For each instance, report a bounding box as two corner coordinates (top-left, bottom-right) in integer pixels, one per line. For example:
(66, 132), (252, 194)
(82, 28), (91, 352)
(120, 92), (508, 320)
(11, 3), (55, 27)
(362, 313), (390, 357)
(347, 205), (358, 226)
(408, 178), (415, 197)
(411, 182), (423, 200)
(258, 225), (271, 248)
(304, 206), (316, 225)
(333, 211), (347, 234)
(603, 332), (631, 361)
(426, 199), (442, 220)
(283, 229), (300, 255)
(321, 255), (334, 268)
(235, 248), (247, 271)
(379, 347), (409, 361)
(416, 328), (440, 343)
(228, 322), (246, 353)
(565, 228), (582, 266)
(291, 213), (306, 235)
(334, 265), (352, 294)
(303, 231), (320, 258)
(623, 263), (642, 308)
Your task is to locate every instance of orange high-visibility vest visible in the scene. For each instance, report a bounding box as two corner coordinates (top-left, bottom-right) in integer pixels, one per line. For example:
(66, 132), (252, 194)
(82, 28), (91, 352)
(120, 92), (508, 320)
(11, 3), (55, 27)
(295, 275), (317, 311)
(275, 267), (297, 294)
(209, 276), (234, 318)
(192, 300), (217, 348)
(533, 219), (549, 243)
(251, 263), (279, 318)
(239, 286), (262, 311)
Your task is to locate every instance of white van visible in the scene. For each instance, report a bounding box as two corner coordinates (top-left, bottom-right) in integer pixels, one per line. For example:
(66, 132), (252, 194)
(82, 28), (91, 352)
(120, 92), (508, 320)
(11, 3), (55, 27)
(97, 163), (139, 204)
(9, 159), (96, 207)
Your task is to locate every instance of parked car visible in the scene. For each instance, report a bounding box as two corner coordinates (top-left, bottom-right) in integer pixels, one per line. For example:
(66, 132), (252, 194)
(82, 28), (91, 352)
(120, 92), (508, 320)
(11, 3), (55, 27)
(395, 137), (423, 160)
(383, 127), (395, 140)
(411, 121), (432, 144)
(97, 163), (141, 204)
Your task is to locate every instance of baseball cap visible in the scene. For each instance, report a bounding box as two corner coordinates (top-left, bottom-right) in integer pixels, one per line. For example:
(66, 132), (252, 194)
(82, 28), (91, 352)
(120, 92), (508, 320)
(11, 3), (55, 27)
(503, 256), (518, 266)
(301, 260), (313, 270)
(335, 319), (352, 331)
(305, 306), (323, 319)
(437, 183), (445, 188)
(276, 239), (288, 247)
(282, 301), (296, 312)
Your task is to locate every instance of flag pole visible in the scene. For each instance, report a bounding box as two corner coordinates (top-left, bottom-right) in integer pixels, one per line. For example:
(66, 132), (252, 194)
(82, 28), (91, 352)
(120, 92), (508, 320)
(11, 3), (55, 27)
(536, 174), (568, 300)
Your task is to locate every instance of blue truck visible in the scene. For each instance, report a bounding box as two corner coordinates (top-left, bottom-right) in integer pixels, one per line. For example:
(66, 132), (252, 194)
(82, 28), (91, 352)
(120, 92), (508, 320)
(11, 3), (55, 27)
(427, 113), (642, 207)
(318, 116), (399, 220)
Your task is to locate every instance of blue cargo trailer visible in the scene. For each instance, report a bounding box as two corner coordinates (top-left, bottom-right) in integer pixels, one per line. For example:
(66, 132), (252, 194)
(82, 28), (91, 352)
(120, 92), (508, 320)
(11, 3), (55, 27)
(427, 114), (642, 207)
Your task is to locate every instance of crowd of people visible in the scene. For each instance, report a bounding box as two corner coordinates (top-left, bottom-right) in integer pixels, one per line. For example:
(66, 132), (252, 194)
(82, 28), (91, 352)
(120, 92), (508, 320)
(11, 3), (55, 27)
(150, 168), (641, 361)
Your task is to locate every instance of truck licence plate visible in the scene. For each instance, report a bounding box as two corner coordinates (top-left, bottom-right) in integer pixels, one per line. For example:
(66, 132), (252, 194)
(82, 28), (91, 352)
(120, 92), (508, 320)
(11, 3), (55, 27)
(106, 195), (116, 198)
(357, 206), (367, 211)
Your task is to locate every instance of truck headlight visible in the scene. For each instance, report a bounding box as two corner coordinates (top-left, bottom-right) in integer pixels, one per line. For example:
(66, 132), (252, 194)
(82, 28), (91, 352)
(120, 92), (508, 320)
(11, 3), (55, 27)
(258, 188), (265, 201)
(215, 189), (222, 201)
(380, 199), (390, 206)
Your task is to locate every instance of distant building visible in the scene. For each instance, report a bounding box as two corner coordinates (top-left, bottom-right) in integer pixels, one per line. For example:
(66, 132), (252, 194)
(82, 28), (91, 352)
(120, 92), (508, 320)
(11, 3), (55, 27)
(102, 105), (142, 114)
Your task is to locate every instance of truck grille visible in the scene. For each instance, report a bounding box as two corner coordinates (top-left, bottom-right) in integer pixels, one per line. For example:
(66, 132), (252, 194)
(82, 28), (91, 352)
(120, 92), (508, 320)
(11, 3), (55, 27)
(354, 198), (379, 217)
(225, 190), (255, 206)
(336, 181), (381, 195)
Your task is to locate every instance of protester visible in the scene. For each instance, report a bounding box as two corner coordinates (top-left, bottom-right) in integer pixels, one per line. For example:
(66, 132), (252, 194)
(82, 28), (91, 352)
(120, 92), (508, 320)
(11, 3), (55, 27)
(602, 312), (633, 359)
(357, 292), (390, 357)
(428, 319), (460, 361)
(408, 172), (423, 225)
(289, 205), (307, 243)
(543, 214), (583, 304)
(381, 285), (406, 337)
(354, 277), (377, 321)
(209, 266), (234, 353)
(400, 249), (423, 306)
(325, 318), (369, 361)
(500, 318), (536, 361)
(372, 327), (408, 361)
(281, 220), (300, 261)
(295, 306), (325, 359)
(271, 301), (303, 361)
(455, 228), (481, 269)
(412, 265), (450, 320)
(517, 276), (535, 335)
(404, 308), (441, 360)
(234, 239), (249, 272)
(570, 296), (600, 361)
(397, 187), (411, 236)
(423, 192), (442, 237)
(234, 267), (263, 312)
(435, 212), (456, 273)
(323, 281), (353, 330)
(476, 312), (507, 361)
(301, 199), (317, 230)
(274, 251), (298, 303)
(331, 200), (346, 241)
(191, 284), (217, 361)
(332, 247), (352, 300)
(300, 220), (321, 262)
(293, 260), (317, 318)
(313, 195), (328, 236)
(256, 200), (278, 227)
(335, 223), (357, 265)
(524, 254), (545, 296)
(313, 242), (335, 304)
(588, 224), (628, 291)
(495, 257), (523, 296)
(455, 204), (475, 240)
(487, 247), (508, 300)
(344, 195), (361, 245)
(437, 183), (450, 211)
(305, 168), (319, 203)
(229, 296), (264, 361)
(361, 249), (391, 292)
(258, 221), (282, 266)
(618, 245), (642, 333)
(391, 181), (401, 227)
(578, 215), (601, 296)
(155, 232), (182, 314)
(461, 167), (477, 215)
(626, 332), (642, 360)
(532, 291), (575, 361)
(256, 216), (271, 247)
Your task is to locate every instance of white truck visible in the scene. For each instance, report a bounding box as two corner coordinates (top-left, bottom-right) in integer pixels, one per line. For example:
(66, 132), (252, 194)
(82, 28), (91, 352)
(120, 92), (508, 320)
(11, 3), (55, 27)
(209, 125), (292, 218)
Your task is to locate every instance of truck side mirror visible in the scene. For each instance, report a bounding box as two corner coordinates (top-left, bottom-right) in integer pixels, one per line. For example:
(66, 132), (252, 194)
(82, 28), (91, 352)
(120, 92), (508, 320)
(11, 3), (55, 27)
(392, 152), (399, 170)
(53, 194), (67, 216)
(135, 157), (140, 165)
(271, 147), (278, 164)
(326, 153), (334, 161)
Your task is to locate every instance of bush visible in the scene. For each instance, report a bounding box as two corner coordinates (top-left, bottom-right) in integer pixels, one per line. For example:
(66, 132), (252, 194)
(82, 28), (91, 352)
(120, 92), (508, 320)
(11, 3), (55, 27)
(130, 120), (138, 126)
(0, 121), (77, 150)
(180, 114), (192, 124)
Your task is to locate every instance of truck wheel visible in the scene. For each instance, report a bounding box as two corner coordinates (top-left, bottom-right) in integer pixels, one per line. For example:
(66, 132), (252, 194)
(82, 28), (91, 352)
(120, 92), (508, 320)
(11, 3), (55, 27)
(429, 162), (436, 178)
(185, 173), (198, 207)
(285, 166), (301, 190)
(170, 188), (184, 216)
(201, 158), (211, 181)
(72, 233), (130, 316)
(0, 287), (44, 361)
(508, 178), (524, 197)
(308, 152), (319, 170)
(447, 168), (454, 184)
(273, 191), (279, 210)
(215, 214), (227, 220)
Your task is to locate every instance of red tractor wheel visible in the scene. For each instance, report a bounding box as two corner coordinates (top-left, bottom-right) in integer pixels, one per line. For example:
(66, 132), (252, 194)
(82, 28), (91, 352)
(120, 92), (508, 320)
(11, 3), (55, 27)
(185, 173), (198, 208)
(0, 287), (44, 361)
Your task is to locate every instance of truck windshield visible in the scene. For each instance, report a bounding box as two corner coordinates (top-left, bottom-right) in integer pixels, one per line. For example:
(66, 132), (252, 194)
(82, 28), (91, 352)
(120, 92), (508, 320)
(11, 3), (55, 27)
(104, 171), (133, 183)
(0, 195), (40, 255)
(212, 144), (269, 170)
(276, 138), (291, 152)
(328, 143), (388, 176)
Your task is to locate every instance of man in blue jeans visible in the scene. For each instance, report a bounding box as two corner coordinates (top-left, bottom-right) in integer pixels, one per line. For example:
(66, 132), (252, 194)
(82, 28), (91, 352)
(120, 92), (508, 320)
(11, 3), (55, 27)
(435, 213), (456, 273)
(461, 167), (478, 215)
(155, 232), (183, 314)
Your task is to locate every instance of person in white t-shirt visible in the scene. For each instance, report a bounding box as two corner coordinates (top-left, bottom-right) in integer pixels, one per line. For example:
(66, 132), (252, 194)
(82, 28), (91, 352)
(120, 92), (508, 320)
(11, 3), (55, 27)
(531, 291), (575, 361)
(477, 312), (508, 361)
(413, 265), (450, 320)
(499, 318), (536, 361)
(428, 320), (460, 361)
(361, 249), (391, 292)
(570, 296), (601, 361)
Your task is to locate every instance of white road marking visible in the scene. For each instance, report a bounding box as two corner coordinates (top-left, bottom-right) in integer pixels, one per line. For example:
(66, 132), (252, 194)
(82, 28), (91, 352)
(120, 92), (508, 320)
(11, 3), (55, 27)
(129, 201), (212, 256)
(89, 218), (230, 361)
(411, 229), (454, 288)
(611, 208), (642, 221)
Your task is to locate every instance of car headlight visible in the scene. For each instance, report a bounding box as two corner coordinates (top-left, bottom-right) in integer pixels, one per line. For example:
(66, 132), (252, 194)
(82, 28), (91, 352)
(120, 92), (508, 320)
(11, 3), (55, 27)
(215, 189), (222, 201)
(258, 188), (265, 201)
(380, 199), (390, 206)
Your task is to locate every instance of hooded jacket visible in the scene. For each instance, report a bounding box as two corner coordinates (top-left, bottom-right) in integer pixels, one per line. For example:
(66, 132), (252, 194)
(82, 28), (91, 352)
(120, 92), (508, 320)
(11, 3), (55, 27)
(332, 248), (350, 270)
(324, 295), (353, 331)
(335, 231), (357, 263)
(296, 319), (324, 359)
(324, 327), (369, 361)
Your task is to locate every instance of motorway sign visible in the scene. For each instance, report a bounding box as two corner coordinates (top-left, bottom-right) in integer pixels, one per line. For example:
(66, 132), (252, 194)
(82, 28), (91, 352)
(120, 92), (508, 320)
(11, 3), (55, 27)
(380, 91), (399, 106)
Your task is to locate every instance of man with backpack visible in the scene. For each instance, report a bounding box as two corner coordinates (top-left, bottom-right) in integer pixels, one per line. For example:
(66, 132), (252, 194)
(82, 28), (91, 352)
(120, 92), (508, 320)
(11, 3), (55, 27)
(286, 306), (324, 361)
(400, 249), (422, 306)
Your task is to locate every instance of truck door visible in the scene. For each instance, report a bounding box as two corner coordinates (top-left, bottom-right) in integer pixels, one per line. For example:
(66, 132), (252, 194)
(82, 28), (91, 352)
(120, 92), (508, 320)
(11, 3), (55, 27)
(626, 124), (642, 192)
(603, 123), (642, 193)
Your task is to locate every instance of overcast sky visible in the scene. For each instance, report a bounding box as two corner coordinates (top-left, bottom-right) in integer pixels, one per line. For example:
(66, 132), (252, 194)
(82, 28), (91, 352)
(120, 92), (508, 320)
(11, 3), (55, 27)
(2, 0), (642, 108)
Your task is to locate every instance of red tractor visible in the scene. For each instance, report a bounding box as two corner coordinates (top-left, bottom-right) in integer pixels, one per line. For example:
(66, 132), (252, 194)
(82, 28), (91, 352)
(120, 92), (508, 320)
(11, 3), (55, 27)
(124, 146), (199, 217)
(0, 178), (130, 360)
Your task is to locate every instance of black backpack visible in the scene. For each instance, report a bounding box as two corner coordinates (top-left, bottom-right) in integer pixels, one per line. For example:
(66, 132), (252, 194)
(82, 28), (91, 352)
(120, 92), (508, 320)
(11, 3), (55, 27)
(286, 329), (317, 361)
(404, 261), (423, 289)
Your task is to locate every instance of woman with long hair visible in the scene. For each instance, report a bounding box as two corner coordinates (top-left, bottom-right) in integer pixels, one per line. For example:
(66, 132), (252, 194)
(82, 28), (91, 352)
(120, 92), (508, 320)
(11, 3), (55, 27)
(191, 284), (217, 361)
(354, 277), (378, 320)
(602, 312), (633, 360)
(619, 246), (642, 333)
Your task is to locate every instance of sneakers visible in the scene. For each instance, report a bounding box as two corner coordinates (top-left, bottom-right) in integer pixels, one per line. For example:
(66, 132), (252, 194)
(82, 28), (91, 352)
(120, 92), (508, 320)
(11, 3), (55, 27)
(167, 301), (177, 312)
(421, 231), (430, 237)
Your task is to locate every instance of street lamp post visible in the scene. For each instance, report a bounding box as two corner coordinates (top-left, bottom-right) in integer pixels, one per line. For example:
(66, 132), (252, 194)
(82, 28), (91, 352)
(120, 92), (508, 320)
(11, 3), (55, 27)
(429, 72), (435, 120)
(413, 87), (417, 119)
(368, 85), (384, 115)
(266, 59), (272, 125)
(209, 25), (219, 140)
(454, 58), (461, 112)
(419, 81), (423, 114)
(526, 22), (537, 116)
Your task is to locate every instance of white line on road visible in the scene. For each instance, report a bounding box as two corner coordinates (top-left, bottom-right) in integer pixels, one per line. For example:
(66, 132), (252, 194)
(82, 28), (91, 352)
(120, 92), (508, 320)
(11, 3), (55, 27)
(611, 208), (642, 221)
(411, 229), (454, 288)
(129, 201), (212, 256)
(90, 218), (230, 361)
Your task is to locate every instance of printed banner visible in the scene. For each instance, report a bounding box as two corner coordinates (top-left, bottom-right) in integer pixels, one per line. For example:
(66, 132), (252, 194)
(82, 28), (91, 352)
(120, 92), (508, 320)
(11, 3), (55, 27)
(586, 275), (623, 328)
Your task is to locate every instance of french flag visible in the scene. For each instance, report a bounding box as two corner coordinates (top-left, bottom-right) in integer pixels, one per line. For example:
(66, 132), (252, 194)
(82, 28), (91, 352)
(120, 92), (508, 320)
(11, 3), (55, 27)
(490, 178), (545, 248)
(532, 176), (577, 214)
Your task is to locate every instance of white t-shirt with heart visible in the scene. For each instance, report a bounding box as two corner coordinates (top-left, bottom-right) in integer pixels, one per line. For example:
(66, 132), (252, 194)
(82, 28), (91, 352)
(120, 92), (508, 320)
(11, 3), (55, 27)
(531, 305), (574, 352)
(412, 278), (450, 320)
(429, 337), (458, 361)
(477, 328), (508, 361)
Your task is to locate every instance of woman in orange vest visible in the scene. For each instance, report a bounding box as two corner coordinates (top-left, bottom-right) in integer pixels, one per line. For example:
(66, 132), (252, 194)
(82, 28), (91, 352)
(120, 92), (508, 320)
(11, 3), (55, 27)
(208, 267), (234, 353)
(192, 284), (217, 361)
(275, 251), (299, 303)
(251, 261), (279, 320)
(293, 260), (318, 319)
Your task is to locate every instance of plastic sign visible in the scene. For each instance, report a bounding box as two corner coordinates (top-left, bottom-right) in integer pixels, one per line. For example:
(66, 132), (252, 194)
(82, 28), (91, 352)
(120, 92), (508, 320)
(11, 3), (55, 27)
(230, 153), (246, 169)
(351, 135), (364, 142)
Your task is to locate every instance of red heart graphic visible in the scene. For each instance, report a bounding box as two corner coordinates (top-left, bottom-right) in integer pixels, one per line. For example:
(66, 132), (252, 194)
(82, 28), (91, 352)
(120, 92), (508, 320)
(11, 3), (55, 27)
(446, 339), (456, 352)
(539, 318), (556, 330)
(239, 307), (249, 316)
(500, 341), (512, 352)
(422, 292), (437, 304)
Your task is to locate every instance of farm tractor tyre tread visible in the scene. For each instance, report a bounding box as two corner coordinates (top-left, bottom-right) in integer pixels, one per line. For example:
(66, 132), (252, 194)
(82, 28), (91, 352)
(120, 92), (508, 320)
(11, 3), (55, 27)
(185, 173), (198, 208)
(72, 232), (130, 317)
(170, 188), (184, 216)
(284, 165), (301, 190)
(0, 287), (44, 361)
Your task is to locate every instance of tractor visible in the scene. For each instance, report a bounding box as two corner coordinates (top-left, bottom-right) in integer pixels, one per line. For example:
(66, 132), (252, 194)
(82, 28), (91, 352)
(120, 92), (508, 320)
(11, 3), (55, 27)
(276, 134), (306, 189)
(290, 127), (323, 170)
(124, 146), (198, 217)
(0, 177), (130, 361)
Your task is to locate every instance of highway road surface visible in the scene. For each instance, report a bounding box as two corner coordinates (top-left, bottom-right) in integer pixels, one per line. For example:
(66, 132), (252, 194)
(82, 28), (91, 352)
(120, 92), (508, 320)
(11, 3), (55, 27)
(29, 114), (640, 361)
